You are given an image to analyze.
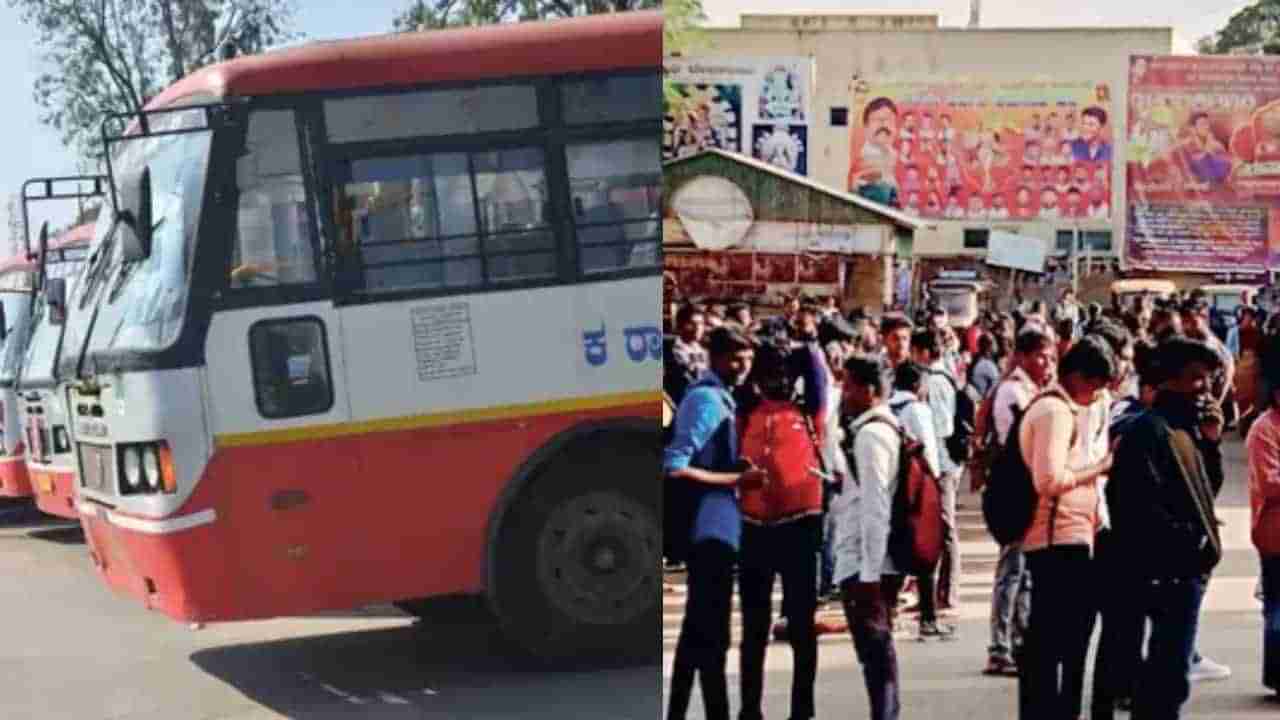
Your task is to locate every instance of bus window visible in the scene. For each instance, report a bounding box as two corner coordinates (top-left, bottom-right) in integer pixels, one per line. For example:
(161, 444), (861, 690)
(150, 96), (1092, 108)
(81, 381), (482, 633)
(560, 73), (660, 125)
(248, 317), (333, 419)
(471, 147), (555, 282)
(324, 84), (538, 144)
(232, 110), (317, 288)
(338, 147), (555, 293)
(341, 152), (481, 293)
(565, 138), (660, 274)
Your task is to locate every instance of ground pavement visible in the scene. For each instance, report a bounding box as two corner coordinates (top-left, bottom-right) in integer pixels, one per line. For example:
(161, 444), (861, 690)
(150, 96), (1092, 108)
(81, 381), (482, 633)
(662, 438), (1279, 719)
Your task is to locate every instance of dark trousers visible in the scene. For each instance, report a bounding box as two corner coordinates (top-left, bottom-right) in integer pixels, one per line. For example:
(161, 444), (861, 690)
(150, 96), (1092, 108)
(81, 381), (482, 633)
(1091, 530), (1144, 720)
(1132, 576), (1207, 720)
(668, 540), (736, 720)
(739, 516), (821, 720)
(1022, 546), (1095, 720)
(1263, 555), (1280, 692)
(840, 576), (901, 720)
(917, 565), (940, 623)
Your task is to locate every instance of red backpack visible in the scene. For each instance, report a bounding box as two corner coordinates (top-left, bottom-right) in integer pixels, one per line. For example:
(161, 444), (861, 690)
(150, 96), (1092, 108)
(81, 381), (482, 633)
(739, 399), (825, 524)
(854, 415), (945, 576)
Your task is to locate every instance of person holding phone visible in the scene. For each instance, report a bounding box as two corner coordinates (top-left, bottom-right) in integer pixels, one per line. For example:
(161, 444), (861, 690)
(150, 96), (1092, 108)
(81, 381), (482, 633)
(666, 326), (768, 720)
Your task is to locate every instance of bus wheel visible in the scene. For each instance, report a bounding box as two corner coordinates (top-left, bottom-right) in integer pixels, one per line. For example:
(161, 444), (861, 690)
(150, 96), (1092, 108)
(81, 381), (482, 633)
(492, 440), (660, 665)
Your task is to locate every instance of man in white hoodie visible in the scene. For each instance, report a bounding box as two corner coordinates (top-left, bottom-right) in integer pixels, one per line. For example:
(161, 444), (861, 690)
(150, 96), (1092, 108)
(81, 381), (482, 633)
(833, 355), (904, 720)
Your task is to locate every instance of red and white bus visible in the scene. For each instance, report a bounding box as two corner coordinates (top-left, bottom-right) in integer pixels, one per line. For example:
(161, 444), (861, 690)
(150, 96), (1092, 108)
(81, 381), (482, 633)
(70, 11), (661, 660)
(0, 253), (38, 497)
(20, 220), (95, 518)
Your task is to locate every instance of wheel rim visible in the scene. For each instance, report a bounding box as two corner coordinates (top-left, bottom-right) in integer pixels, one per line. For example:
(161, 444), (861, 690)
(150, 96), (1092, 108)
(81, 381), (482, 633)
(535, 490), (659, 626)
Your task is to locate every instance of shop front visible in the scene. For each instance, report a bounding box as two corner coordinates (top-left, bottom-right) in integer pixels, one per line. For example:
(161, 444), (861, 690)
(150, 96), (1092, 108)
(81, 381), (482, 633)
(663, 149), (923, 316)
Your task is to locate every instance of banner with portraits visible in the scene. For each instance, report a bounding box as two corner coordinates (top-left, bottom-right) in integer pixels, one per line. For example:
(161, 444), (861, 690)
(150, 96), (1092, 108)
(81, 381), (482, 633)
(1126, 55), (1280, 273)
(664, 56), (813, 175)
(848, 78), (1114, 221)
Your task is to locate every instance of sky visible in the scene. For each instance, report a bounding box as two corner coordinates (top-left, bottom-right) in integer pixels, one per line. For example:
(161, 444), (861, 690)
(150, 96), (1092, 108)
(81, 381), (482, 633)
(700, 0), (1252, 52)
(0, 0), (412, 250)
(0, 0), (1257, 248)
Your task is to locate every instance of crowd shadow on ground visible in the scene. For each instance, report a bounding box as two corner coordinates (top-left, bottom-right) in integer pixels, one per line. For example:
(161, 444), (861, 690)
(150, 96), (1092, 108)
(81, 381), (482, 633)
(190, 605), (660, 719)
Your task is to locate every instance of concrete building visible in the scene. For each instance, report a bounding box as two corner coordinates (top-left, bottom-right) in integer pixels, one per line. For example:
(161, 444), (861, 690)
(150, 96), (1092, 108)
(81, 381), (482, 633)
(663, 149), (924, 314)
(667, 11), (1176, 305)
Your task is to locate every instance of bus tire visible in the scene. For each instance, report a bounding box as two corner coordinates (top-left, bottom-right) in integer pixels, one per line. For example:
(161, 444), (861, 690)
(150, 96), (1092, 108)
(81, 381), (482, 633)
(491, 434), (660, 666)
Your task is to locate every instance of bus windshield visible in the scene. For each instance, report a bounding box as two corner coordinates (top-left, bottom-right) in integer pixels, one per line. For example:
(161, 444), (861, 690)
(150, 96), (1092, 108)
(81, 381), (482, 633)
(931, 288), (975, 320)
(0, 292), (33, 385)
(65, 110), (212, 373)
(58, 206), (118, 378)
(22, 253), (88, 388)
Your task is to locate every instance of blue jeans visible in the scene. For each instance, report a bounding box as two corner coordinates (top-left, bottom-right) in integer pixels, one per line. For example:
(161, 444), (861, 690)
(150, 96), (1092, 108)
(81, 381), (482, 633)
(1132, 576), (1207, 720)
(989, 542), (1031, 662)
(818, 512), (835, 596)
(1263, 556), (1280, 691)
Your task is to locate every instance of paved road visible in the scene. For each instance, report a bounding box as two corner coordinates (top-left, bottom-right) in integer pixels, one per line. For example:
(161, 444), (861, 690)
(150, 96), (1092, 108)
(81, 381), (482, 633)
(0, 502), (658, 720)
(663, 438), (1277, 719)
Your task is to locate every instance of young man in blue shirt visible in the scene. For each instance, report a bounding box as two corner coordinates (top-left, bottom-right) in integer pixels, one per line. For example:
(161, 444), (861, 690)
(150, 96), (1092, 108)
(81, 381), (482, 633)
(666, 326), (766, 720)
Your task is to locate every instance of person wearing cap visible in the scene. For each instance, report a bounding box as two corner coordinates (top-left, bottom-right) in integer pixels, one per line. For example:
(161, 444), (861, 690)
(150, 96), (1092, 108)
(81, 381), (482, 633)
(666, 326), (768, 720)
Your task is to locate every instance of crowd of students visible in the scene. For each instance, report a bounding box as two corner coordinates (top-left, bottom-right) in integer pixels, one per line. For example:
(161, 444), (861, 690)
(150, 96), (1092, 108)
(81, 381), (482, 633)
(663, 286), (1280, 720)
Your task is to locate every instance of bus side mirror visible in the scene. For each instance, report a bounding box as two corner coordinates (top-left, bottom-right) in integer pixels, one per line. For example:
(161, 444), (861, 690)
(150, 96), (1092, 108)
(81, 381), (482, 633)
(46, 278), (67, 326)
(0, 301), (7, 343)
(34, 221), (48, 262)
(119, 167), (153, 262)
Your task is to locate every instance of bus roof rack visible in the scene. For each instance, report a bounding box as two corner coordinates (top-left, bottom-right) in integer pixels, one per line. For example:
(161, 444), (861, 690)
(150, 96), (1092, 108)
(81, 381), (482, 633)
(20, 175), (107, 260)
(99, 101), (241, 214)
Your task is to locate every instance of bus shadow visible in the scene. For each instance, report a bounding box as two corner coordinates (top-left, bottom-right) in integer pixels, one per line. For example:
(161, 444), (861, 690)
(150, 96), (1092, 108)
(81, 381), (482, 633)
(0, 501), (73, 531)
(300, 604), (415, 620)
(189, 623), (660, 719)
(26, 525), (86, 545)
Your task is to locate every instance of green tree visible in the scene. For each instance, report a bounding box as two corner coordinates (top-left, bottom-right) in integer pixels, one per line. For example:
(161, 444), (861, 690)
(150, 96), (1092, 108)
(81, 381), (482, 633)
(392, 0), (658, 32)
(9, 0), (301, 161)
(663, 0), (706, 104)
(1199, 0), (1280, 55)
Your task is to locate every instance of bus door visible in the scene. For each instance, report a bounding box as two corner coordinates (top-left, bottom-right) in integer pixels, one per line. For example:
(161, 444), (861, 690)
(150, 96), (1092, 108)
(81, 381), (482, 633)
(204, 106), (359, 608)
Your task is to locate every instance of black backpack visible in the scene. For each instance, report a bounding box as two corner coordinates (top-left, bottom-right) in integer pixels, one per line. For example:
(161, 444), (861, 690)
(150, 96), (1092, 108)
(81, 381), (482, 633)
(981, 390), (1075, 546)
(950, 381), (981, 464)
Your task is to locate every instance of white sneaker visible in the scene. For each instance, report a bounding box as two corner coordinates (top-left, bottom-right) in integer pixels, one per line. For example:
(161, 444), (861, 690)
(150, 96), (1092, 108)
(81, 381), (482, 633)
(1189, 655), (1232, 682)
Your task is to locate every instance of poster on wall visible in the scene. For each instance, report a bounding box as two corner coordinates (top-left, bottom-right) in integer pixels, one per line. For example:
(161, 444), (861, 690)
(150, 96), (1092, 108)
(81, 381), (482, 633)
(848, 78), (1114, 220)
(1125, 55), (1280, 273)
(664, 57), (814, 174)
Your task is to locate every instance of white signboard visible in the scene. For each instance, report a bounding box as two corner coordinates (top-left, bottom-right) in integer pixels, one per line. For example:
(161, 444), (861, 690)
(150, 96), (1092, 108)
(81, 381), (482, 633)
(742, 221), (886, 255)
(986, 230), (1048, 273)
(664, 56), (814, 175)
(670, 175), (755, 251)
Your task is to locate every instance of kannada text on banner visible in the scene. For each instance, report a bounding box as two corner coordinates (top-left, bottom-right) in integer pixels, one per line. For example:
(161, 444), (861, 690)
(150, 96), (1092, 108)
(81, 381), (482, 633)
(1126, 55), (1280, 272)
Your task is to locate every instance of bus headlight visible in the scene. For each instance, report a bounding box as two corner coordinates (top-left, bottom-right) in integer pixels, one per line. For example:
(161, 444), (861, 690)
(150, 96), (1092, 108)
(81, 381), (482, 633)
(122, 447), (143, 489)
(142, 447), (161, 490)
(116, 442), (176, 495)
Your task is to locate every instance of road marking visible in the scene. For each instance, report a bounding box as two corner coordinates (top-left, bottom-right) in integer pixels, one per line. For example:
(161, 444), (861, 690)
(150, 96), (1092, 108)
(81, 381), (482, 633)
(379, 691), (411, 705)
(318, 683), (367, 704)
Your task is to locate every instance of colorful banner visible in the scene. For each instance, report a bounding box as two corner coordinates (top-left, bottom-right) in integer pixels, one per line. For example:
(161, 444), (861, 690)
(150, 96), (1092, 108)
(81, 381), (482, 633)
(1125, 55), (1280, 273)
(665, 250), (840, 299)
(664, 56), (813, 175)
(848, 79), (1114, 221)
